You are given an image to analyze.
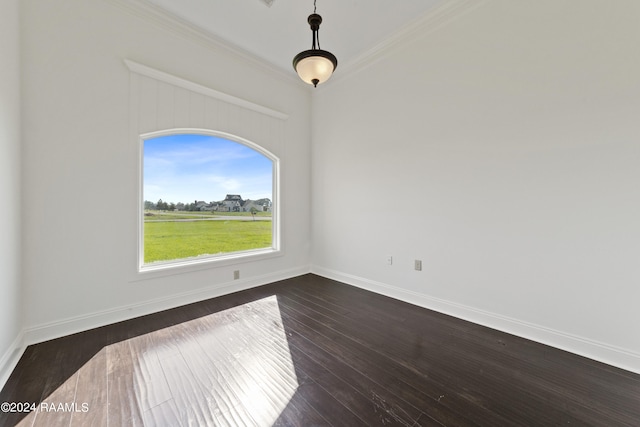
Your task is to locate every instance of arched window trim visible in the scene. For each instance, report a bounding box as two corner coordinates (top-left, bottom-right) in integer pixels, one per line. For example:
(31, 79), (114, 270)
(137, 128), (281, 275)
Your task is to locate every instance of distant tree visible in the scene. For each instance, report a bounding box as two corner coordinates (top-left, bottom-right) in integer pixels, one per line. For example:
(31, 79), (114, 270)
(144, 200), (156, 210)
(250, 206), (258, 221)
(169, 202), (176, 211)
(157, 199), (169, 210)
(176, 202), (185, 211)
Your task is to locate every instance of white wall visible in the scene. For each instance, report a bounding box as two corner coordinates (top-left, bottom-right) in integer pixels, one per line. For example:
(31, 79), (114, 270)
(13, 0), (640, 380)
(0, 0), (23, 383)
(20, 0), (311, 341)
(312, 0), (640, 373)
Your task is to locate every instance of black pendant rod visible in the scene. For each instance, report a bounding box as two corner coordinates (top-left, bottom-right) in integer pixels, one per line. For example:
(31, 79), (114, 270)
(311, 0), (321, 49)
(308, 13), (322, 50)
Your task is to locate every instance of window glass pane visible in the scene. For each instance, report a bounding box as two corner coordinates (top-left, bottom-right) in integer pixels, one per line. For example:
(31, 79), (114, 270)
(142, 133), (274, 266)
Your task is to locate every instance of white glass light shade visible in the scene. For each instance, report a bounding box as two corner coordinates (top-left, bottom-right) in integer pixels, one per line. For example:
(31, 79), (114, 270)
(293, 50), (338, 87)
(295, 55), (334, 85)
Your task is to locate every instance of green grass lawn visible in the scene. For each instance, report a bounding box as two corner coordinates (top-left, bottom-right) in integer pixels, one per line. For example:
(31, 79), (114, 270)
(144, 219), (272, 263)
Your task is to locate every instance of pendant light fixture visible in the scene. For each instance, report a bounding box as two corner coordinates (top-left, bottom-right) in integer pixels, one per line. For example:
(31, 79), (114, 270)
(292, 0), (338, 87)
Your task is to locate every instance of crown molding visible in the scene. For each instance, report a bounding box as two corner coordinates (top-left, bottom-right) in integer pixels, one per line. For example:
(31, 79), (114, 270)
(104, 0), (298, 85)
(330, 0), (489, 86)
(106, 0), (487, 92)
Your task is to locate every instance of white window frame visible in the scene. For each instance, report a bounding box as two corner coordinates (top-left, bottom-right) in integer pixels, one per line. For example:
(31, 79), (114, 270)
(138, 128), (280, 274)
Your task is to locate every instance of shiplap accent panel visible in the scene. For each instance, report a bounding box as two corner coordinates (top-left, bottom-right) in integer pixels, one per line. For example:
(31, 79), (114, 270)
(127, 60), (287, 278)
(128, 61), (287, 155)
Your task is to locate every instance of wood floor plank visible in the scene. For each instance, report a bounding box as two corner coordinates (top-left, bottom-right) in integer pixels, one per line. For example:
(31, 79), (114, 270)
(106, 378), (145, 427)
(2, 274), (640, 427)
(141, 399), (183, 427)
(414, 412), (448, 427)
(270, 390), (330, 427)
(285, 370), (369, 427)
(3, 346), (46, 404)
(286, 326), (423, 422)
(29, 372), (78, 427)
(317, 284), (640, 426)
(278, 298), (493, 427)
(157, 352), (221, 426)
(288, 340), (416, 427)
(277, 281), (614, 426)
(106, 340), (144, 427)
(70, 347), (108, 427)
(126, 333), (172, 413)
(293, 277), (631, 397)
(187, 299), (299, 426)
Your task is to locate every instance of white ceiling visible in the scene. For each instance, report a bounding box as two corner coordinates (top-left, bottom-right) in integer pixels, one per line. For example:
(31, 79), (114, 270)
(145, 0), (446, 76)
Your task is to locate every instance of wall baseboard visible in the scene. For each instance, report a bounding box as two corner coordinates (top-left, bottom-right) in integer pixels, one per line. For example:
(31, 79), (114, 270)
(0, 331), (26, 392)
(21, 265), (309, 351)
(311, 265), (640, 375)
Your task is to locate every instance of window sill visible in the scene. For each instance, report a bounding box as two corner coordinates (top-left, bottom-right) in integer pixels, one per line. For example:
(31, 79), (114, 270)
(131, 248), (282, 283)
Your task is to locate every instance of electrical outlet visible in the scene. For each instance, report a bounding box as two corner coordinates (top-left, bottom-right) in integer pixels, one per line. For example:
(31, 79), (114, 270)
(414, 260), (422, 271)
(233, 270), (240, 280)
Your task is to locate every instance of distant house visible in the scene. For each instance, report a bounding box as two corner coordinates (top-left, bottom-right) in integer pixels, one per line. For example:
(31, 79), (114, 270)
(193, 200), (217, 211)
(260, 198), (272, 212)
(243, 198), (272, 213)
(222, 194), (243, 212)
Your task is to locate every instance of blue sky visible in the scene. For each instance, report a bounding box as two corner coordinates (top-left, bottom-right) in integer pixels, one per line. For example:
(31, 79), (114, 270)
(144, 134), (273, 204)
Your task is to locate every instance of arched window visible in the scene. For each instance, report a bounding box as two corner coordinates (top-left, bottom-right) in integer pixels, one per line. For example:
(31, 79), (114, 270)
(139, 129), (279, 271)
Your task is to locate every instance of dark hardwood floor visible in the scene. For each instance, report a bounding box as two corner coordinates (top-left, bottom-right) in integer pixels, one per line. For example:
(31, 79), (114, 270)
(1, 274), (639, 426)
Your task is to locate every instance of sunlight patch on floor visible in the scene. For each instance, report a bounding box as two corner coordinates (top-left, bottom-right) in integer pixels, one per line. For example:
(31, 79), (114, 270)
(18, 295), (298, 426)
